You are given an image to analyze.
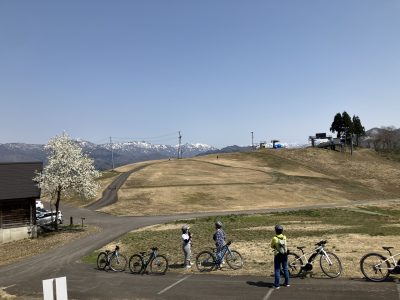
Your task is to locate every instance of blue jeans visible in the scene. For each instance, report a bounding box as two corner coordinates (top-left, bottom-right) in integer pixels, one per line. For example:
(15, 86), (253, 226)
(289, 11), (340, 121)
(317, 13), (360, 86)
(274, 253), (289, 287)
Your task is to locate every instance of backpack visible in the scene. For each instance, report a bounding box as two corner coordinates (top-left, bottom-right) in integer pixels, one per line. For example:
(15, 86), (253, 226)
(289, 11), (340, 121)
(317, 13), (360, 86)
(276, 236), (287, 254)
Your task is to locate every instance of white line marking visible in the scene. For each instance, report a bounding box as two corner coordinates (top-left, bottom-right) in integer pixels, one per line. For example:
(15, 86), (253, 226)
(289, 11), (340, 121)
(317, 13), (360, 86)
(157, 275), (191, 295)
(263, 289), (274, 300)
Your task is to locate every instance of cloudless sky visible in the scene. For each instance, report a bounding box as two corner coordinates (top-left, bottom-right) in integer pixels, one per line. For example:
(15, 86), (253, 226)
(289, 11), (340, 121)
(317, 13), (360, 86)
(1, 1), (399, 148)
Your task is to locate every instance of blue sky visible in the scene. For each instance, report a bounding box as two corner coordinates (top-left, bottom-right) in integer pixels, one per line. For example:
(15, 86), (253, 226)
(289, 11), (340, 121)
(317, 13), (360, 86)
(1, 1), (399, 148)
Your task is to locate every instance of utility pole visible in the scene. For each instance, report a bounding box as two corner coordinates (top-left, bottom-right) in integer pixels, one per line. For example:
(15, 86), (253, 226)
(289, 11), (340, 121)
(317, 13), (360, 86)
(178, 131), (182, 159)
(251, 132), (254, 150)
(110, 136), (115, 170)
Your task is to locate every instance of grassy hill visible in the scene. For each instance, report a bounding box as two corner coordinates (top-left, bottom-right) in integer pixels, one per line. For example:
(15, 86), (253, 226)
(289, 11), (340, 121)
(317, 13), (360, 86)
(98, 148), (400, 216)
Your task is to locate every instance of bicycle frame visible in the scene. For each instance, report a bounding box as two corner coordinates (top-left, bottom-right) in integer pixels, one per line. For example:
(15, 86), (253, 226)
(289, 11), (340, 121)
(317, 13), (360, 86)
(141, 249), (158, 270)
(105, 248), (120, 265)
(294, 244), (334, 266)
(375, 251), (400, 271)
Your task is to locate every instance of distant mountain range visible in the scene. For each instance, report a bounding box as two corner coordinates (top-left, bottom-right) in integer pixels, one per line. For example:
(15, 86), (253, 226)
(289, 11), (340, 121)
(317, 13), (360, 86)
(0, 140), (218, 170)
(0, 138), (311, 170)
(6, 128), (391, 171)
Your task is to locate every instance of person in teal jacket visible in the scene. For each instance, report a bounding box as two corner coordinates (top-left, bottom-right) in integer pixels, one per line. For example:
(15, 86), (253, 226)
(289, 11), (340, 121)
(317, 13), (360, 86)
(270, 224), (290, 289)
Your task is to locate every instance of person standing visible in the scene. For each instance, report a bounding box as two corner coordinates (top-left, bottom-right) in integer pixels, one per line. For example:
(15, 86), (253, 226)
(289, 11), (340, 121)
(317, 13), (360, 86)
(213, 220), (226, 266)
(270, 224), (290, 289)
(181, 224), (192, 268)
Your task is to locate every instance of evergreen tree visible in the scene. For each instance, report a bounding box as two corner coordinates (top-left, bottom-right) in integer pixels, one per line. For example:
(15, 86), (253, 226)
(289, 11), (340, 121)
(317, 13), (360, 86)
(330, 113), (344, 138)
(352, 115), (365, 146)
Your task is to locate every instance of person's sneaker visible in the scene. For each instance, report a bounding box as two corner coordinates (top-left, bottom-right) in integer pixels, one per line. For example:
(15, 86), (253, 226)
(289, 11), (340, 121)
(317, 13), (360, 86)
(274, 286), (280, 289)
(283, 284), (290, 287)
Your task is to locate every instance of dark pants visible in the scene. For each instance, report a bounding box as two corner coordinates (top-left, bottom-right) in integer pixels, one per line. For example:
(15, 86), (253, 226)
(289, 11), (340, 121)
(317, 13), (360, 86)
(274, 253), (289, 287)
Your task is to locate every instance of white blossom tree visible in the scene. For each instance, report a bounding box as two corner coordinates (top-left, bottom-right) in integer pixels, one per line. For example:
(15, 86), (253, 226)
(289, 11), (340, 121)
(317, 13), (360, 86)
(34, 132), (100, 229)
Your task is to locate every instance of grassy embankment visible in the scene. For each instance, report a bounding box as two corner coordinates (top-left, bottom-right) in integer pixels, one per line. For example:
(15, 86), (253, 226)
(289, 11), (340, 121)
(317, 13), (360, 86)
(83, 148), (400, 278)
(98, 148), (400, 216)
(85, 204), (400, 279)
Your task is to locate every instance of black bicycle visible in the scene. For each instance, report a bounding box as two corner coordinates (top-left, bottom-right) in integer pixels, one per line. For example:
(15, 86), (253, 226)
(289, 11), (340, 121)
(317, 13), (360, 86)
(97, 245), (128, 272)
(128, 247), (169, 275)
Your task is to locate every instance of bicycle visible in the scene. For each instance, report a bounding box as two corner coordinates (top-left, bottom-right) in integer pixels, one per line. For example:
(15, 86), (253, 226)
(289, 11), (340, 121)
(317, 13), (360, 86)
(286, 240), (342, 278)
(360, 246), (400, 282)
(195, 241), (243, 272)
(128, 247), (169, 275)
(97, 245), (128, 272)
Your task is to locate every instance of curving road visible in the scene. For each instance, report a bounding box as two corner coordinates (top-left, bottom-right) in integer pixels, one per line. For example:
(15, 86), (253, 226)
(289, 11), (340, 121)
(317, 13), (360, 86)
(0, 167), (399, 299)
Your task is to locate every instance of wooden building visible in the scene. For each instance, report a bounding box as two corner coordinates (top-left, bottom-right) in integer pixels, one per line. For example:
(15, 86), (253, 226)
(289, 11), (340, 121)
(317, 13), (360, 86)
(0, 162), (42, 243)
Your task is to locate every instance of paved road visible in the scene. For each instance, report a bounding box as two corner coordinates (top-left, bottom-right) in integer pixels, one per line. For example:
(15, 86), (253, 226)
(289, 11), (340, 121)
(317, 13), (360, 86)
(0, 167), (399, 299)
(1, 203), (399, 299)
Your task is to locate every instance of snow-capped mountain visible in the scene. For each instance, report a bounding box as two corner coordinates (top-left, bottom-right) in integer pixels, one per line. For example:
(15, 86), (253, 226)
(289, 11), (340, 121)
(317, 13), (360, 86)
(0, 140), (217, 170)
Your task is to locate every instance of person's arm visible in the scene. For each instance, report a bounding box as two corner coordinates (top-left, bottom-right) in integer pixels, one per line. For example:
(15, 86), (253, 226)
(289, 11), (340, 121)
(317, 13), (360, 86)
(271, 237), (277, 249)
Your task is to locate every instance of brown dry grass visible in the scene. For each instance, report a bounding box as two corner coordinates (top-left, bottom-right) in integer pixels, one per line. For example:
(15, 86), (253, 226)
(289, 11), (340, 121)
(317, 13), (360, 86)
(99, 149), (400, 216)
(0, 226), (98, 267)
(115, 223), (400, 279)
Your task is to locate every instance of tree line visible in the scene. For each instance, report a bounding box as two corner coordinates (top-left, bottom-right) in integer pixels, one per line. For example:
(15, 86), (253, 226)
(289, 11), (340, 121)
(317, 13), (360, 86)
(329, 111), (365, 147)
(329, 111), (399, 151)
(363, 126), (400, 151)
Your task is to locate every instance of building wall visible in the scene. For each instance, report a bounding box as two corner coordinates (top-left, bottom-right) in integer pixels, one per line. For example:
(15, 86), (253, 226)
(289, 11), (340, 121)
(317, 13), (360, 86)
(0, 225), (37, 243)
(0, 198), (36, 244)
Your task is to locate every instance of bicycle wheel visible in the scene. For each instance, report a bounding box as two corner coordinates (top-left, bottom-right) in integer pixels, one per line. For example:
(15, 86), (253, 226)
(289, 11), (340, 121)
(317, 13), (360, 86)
(149, 255), (168, 275)
(110, 253), (128, 272)
(97, 252), (108, 270)
(360, 253), (390, 282)
(320, 252), (342, 278)
(196, 251), (216, 272)
(225, 250), (243, 270)
(129, 254), (144, 274)
(287, 252), (303, 277)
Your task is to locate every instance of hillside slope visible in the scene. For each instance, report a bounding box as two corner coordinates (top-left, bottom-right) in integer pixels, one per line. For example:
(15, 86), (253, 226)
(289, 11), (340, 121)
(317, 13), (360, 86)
(99, 148), (400, 216)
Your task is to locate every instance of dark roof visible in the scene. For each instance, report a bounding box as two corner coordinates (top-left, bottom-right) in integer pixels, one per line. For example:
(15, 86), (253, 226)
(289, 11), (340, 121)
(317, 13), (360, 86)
(0, 162), (43, 200)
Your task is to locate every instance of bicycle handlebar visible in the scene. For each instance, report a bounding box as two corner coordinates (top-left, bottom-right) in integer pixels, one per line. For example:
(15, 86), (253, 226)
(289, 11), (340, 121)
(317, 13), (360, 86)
(315, 240), (327, 246)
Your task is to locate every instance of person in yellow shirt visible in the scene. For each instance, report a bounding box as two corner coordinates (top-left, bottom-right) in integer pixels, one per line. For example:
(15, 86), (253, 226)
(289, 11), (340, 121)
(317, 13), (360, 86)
(270, 224), (289, 289)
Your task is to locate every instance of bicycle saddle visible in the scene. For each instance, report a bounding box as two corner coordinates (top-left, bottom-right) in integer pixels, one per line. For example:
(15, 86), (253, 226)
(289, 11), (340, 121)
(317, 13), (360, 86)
(297, 246), (306, 250)
(140, 252), (146, 256)
(151, 247), (158, 251)
(382, 246), (394, 251)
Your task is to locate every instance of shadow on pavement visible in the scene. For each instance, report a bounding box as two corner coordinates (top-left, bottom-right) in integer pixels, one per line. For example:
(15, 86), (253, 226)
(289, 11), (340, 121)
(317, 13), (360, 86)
(169, 263), (185, 269)
(246, 281), (274, 288)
